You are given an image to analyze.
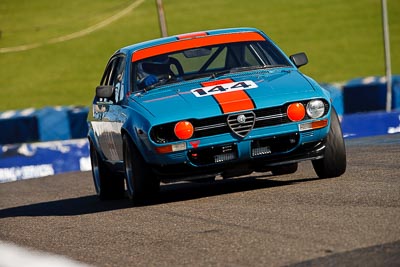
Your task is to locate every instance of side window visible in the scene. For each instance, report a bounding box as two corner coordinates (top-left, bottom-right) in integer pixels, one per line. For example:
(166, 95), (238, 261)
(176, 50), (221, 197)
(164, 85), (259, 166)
(111, 57), (126, 103)
(100, 55), (126, 103)
(100, 61), (115, 86)
(257, 42), (291, 66)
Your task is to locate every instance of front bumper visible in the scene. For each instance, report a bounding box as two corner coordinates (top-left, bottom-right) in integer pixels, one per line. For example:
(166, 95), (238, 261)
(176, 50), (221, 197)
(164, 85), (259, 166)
(150, 130), (326, 180)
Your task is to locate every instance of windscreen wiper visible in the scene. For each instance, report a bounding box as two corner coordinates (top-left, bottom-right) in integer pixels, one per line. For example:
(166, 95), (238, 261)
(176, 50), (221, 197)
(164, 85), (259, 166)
(209, 65), (289, 79)
(209, 67), (259, 79)
(209, 70), (231, 79)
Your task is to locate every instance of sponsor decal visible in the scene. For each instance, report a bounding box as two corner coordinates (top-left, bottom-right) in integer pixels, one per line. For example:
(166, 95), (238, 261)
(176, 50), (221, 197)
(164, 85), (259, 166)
(0, 164), (54, 182)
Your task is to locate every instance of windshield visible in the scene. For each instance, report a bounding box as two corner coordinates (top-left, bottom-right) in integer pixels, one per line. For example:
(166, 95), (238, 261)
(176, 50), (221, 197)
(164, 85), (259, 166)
(132, 41), (291, 91)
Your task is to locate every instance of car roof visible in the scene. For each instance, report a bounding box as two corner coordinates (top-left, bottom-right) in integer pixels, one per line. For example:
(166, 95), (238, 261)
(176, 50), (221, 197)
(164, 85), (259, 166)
(117, 27), (268, 62)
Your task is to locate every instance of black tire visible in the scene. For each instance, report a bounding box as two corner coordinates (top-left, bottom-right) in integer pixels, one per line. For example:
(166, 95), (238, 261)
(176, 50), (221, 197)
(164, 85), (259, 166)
(90, 141), (125, 200)
(123, 135), (160, 201)
(271, 163), (298, 176)
(312, 108), (347, 178)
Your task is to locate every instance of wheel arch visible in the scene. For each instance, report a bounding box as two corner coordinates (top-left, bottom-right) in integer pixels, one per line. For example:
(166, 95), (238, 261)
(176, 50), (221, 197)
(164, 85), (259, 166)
(121, 103), (159, 161)
(87, 129), (107, 162)
(121, 126), (150, 162)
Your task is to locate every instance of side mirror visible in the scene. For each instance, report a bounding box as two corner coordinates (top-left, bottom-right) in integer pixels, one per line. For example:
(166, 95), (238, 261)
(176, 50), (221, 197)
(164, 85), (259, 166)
(96, 85), (114, 98)
(289, 52), (308, 68)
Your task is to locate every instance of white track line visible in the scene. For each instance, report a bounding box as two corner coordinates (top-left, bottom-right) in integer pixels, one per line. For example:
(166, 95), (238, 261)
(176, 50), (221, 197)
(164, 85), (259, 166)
(0, 0), (145, 53)
(0, 241), (93, 267)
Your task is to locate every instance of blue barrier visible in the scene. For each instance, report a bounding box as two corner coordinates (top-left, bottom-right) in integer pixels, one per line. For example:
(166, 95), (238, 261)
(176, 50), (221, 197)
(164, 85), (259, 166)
(343, 75), (400, 114)
(0, 106), (89, 145)
(36, 107), (71, 141)
(68, 107), (91, 139)
(341, 111), (400, 139)
(320, 83), (344, 116)
(0, 108), (39, 144)
(0, 139), (90, 183)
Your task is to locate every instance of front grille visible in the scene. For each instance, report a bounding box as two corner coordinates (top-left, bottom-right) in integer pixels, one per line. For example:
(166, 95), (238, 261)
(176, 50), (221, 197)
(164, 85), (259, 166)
(227, 112), (255, 137)
(193, 106), (287, 139)
(254, 107), (290, 127)
(150, 99), (330, 143)
(194, 117), (229, 138)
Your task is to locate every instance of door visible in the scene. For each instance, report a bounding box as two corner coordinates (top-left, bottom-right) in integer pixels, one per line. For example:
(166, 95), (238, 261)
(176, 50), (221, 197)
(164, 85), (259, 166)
(90, 54), (127, 162)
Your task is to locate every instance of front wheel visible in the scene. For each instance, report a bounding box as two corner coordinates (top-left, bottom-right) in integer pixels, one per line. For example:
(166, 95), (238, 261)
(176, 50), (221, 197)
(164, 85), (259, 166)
(312, 108), (346, 178)
(123, 135), (160, 201)
(90, 141), (125, 200)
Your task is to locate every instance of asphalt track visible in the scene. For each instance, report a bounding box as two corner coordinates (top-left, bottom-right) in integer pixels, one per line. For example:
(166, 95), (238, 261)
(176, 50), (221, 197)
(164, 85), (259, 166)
(0, 134), (399, 267)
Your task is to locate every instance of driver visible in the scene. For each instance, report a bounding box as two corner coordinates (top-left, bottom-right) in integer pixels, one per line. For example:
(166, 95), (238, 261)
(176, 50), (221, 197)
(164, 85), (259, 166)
(137, 63), (158, 89)
(137, 55), (170, 89)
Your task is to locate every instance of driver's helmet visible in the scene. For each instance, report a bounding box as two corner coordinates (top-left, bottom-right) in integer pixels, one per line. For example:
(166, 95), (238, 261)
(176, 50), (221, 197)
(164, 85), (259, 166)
(139, 55), (170, 77)
(136, 55), (171, 89)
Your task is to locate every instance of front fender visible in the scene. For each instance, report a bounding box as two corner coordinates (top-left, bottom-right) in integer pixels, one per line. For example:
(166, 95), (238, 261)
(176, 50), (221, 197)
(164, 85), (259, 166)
(121, 110), (154, 163)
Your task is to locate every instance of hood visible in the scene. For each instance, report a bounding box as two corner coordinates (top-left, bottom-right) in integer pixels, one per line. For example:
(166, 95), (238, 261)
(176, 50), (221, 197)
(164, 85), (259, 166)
(132, 69), (320, 123)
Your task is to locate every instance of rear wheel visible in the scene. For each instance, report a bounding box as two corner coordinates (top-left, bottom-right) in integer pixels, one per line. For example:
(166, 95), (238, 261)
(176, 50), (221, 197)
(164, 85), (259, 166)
(312, 108), (346, 178)
(123, 135), (160, 201)
(90, 141), (125, 200)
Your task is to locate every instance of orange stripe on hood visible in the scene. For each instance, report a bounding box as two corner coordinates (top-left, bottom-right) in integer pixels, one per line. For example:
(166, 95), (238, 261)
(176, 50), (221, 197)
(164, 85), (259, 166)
(213, 90), (255, 113)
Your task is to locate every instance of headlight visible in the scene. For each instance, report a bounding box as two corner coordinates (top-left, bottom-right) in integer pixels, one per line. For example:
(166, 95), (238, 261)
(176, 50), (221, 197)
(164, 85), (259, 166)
(306, 100), (325, 119)
(287, 103), (305, 122)
(174, 121), (194, 140)
(152, 127), (167, 143)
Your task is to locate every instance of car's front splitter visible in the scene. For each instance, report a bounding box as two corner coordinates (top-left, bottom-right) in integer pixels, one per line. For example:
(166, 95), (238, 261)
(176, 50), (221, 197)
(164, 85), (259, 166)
(151, 138), (326, 182)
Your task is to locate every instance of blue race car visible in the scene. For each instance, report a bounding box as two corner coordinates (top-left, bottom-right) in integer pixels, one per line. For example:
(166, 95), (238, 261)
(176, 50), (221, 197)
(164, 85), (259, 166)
(88, 27), (346, 200)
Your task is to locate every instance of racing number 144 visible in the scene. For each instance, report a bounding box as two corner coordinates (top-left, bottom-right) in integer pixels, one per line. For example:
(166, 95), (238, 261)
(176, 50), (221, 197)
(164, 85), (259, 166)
(191, 80), (258, 97)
